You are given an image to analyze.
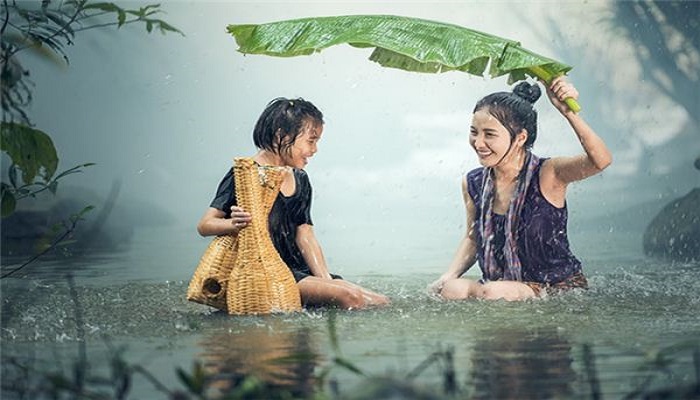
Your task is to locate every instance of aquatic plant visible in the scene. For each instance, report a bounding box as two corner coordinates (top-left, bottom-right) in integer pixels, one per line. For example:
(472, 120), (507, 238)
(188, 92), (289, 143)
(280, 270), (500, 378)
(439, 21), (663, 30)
(3, 311), (699, 399)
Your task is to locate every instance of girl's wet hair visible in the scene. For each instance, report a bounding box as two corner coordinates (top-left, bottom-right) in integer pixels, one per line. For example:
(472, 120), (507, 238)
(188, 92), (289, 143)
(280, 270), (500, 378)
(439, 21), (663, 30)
(473, 81), (541, 149)
(253, 97), (324, 154)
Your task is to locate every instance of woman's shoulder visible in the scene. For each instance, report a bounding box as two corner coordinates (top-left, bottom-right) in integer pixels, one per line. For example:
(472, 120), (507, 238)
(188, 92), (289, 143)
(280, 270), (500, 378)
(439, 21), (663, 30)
(466, 167), (486, 184)
(466, 167), (484, 177)
(465, 167), (486, 198)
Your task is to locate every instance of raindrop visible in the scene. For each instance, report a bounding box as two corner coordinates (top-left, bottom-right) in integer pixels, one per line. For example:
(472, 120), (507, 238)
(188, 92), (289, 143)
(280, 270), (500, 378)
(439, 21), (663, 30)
(56, 333), (71, 342)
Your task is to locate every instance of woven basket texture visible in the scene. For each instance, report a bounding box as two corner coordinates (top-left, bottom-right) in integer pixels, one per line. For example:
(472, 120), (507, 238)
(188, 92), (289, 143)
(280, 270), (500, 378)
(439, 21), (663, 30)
(227, 158), (302, 314)
(186, 158), (301, 314)
(186, 234), (238, 310)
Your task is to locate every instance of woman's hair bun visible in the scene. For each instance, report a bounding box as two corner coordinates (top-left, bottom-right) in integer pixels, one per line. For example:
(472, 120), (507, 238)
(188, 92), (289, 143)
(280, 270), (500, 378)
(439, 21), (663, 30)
(512, 81), (541, 104)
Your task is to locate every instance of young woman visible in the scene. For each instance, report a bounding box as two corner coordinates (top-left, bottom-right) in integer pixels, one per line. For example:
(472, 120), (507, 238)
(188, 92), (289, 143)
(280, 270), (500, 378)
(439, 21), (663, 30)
(198, 98), (389, 309)
(429, 77), (612, 301)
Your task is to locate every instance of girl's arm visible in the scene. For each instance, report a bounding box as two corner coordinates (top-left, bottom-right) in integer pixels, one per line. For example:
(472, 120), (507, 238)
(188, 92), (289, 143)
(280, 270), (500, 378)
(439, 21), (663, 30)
(543, 77), (613, 186)
(196, 206), (251, 237)
(428, 177), (478, 293)
(296, 224), (333, 280)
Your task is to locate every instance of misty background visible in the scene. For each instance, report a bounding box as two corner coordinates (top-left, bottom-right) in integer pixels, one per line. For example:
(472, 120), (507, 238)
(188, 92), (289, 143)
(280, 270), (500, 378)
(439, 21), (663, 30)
(13, 1), (699, 280)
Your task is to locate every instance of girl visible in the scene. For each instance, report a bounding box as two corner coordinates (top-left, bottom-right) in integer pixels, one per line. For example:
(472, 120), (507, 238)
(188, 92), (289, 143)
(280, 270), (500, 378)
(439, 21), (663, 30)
(429, 78), (612, 301)
(198, 98), (389, 309)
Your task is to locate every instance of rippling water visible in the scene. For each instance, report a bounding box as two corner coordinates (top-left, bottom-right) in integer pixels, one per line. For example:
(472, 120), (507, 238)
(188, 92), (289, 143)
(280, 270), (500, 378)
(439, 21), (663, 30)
(2, 226), (699, 399)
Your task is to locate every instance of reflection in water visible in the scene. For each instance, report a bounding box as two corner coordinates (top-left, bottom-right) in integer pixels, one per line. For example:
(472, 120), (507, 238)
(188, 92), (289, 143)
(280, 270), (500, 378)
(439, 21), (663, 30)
(469, 327), (575, 400)
(198, 321), (319, 398)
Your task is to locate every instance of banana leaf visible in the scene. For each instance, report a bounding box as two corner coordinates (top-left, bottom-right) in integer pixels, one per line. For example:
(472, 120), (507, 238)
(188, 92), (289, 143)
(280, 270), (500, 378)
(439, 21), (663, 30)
(227, 15), (580, 112)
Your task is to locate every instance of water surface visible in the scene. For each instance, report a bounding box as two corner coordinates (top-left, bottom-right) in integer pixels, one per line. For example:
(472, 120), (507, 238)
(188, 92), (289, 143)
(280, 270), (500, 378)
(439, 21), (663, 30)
(2, 226), (699, 399)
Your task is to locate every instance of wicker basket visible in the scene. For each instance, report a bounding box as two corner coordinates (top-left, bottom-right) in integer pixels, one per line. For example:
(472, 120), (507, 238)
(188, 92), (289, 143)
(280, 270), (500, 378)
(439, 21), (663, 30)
(186, 234), (238, 310)
(186, 158), (301, 314)
(227, 158), (302, 314)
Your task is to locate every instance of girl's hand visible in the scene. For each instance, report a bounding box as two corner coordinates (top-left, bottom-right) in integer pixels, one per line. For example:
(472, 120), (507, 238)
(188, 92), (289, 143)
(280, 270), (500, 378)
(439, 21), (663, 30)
(230, 206), (252, 233)
(542, 76), (579, 115)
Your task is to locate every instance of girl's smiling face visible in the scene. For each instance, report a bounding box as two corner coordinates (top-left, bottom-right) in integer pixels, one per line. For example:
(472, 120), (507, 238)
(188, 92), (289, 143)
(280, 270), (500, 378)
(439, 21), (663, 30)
(469, 109), (522, 167)
(281, 119), (323, 169)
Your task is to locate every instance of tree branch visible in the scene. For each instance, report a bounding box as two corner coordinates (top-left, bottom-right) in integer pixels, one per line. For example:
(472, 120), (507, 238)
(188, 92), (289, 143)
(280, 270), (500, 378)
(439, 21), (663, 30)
(1, 0), (10, 35)
(616, 1), (698, 125)
(72, 18), (143, 33)
(10, 2), (83, 56)
(1, 216), (79, 279)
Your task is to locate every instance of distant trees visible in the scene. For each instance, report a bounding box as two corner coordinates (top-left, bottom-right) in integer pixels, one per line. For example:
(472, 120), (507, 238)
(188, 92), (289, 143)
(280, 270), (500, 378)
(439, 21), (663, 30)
(612, 1), (700, 260)
(612, 1), (699, 169)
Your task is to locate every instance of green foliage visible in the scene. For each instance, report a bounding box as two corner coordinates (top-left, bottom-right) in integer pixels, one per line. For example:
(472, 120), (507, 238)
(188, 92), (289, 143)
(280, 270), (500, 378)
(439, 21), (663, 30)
(227, 15), (571, 83)
(1, 122), (58, 184)
(0, 158), (95, 217)
(176, 362), (207, 398)
(36, 205), (95, 252)
(0, 122), (97, 217)
(1, 0), (184, 123)
(82, 2), (184, 35)
(0, 0), (181, 273)
(1, 183), (17, 217)
(1, 1), (184, 69)
(0, 1), (183, 220)
(227, 15), (579, 112)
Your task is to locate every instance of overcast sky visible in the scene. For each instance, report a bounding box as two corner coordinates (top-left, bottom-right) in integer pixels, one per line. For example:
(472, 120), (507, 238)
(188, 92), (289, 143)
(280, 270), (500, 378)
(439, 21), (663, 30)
(20, 1), (697, 274)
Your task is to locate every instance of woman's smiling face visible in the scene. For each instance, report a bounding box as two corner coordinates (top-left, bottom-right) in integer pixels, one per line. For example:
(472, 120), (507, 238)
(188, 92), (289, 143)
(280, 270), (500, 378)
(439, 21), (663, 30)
(469, 109), (515, 167)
